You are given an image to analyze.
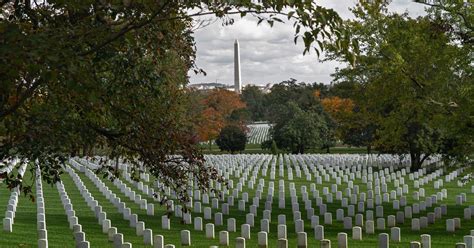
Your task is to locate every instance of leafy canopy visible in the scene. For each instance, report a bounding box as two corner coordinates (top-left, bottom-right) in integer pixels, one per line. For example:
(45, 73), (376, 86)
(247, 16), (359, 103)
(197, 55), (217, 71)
(328, 0), (472, 169)
(0, 0), (355, 201)
(215, 125), (247, 153)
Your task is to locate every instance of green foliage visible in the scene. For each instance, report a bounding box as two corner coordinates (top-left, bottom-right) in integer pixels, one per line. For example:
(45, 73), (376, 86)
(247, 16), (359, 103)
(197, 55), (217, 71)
(215, 125), (247, 153)
(271, 102), (327, 154)
(261, 79), (335, 154)
(264, 79), (325, 121)
(0, 0), (354, 201)
(241, 85), (266, 121)
(260, 139), (272, 150)
(261, 139), (279, 155)
(270, 140), (279, 155)
(228, 108), (251, 124)
(417, 0), (473, 46)
(320, 114), (337, 153)
(327, 73), (376, 152)
(420, 1), (474, 161)
(328, 1), (472, 169)
(327, 80), (359, 99)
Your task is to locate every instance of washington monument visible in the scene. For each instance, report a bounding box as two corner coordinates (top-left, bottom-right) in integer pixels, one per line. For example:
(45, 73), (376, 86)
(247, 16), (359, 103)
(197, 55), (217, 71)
(234, 40), (242, 94)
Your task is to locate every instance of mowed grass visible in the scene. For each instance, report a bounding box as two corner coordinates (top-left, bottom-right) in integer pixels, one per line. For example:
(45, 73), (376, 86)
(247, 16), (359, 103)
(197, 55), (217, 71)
(200, 143), (372, 155)
(0, 155), (473, 247)
(0, 167), (38, 247)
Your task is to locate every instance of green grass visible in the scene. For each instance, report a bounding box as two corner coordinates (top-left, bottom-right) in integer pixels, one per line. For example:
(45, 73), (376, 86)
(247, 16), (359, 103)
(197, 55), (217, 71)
(42, 177), (75, 247)
(311, 147), (372, 154)
(200, 143), (372, 155)
(0, 156), (473, 247)
(200, 143), (270, 154)
(0, 168), (38, 248)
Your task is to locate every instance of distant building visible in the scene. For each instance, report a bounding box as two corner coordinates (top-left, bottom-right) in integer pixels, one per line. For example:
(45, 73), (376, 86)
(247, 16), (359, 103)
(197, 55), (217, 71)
(243, 83), (272, 94)
(188, 82), (232, 91)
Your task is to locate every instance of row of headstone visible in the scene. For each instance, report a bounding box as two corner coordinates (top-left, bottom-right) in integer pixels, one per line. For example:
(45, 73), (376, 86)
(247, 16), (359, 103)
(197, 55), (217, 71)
(35, 165), (48, 248)
(82, 159), (159, 215)
(3, 163), (27, 233)
(125, 154), (440, 233)
(246, 124), (270, 144)
(147, 153), (440, 217)
(70, 160), (160, 247)
(74, 155), (466, 248)
(201, 154), (411, 189)
(63, 164), (102, 248)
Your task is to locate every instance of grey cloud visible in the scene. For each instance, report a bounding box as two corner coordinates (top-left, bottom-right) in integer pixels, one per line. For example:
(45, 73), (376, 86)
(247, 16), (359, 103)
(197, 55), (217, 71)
(190, 0), (427, 86)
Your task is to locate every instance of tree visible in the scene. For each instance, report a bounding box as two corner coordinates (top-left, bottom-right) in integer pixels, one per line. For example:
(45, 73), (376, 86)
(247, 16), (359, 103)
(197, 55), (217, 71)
(320, 114), (337, 153)
(271, 102), (327, 154)
(241, 85), (266, 121)
(321, 96), (354, 139)
(320, 95), (360, 152)
(327, 1), (470, 170)
(0, 0), (355, 201)
(270, 140), (279, 155)
(321, 97), (355, 116)
(329, 64), (377, 153)
(328, 81), (360, 99)
(415, 1), (474, 161)
(195, 89), (246, 149)
(215, 125), (247, 153)
(196, 108), (225, 150)
(264, 80), (335, 154)
(264, 79), (327, 121)
(0, 1), (212, 203)
(202, 89), (246, 119)
(261, 139), (279, 155)
(415, 1), (473, 46)
(228, 108), (251, 127)
(338, 110), (377, 154)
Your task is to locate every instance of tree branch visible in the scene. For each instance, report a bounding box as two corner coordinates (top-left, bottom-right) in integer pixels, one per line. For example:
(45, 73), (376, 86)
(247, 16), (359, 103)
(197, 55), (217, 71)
(79, 1), (172, 56)
(401, 67), (425, 89)
(415, 1), (473, 31)
(80, 7), (293, 56)
(0, 0), (10, 8)
(0, 78), (42, 119)
(87, 124), (127, 140)
(420, 153), (431, 165)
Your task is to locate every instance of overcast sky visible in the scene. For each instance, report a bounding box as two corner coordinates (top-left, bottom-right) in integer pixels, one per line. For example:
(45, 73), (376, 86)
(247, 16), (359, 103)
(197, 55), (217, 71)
(189, 1), (428, 86)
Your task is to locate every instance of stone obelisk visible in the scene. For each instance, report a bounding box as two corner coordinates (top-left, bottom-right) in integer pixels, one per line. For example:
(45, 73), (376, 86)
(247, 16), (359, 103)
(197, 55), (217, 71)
(234, 40), (242, 94)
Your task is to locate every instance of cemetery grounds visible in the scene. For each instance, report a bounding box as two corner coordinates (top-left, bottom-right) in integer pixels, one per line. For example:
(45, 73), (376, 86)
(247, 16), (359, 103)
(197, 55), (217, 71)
(1, 154), (473, 247)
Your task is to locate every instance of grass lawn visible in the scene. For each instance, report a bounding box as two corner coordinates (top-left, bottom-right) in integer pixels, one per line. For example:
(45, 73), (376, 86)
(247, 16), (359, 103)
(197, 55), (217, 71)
(200, 143), (371, 155)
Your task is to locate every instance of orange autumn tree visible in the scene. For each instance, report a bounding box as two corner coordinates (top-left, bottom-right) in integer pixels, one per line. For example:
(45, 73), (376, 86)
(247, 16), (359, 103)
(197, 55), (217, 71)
(196, 89), (246, 149)
(313, 90), (322, 100)
(321, 96), (355, 116)
(320, 95), (355, 140)
(197, 108), (224, 141)
(202, 89), (246, 117)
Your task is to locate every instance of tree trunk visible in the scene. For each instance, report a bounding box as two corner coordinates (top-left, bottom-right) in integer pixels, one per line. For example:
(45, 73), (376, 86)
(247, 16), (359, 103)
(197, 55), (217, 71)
(298, 144), (305, 154)
(326, 146), (330, 153)
(367, 145), (372, 154)
(82, 144), (88, 157)
(115, 157), (119, 173)
(410, 152), (422, 172)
